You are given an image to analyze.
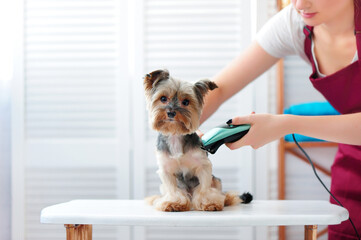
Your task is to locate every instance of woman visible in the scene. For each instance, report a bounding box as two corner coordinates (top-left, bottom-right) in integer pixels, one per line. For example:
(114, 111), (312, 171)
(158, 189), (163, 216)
(200, 0), (361, 239)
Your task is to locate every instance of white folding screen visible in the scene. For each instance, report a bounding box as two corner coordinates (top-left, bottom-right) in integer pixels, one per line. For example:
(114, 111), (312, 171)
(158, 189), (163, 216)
(12, 0), (130, 239)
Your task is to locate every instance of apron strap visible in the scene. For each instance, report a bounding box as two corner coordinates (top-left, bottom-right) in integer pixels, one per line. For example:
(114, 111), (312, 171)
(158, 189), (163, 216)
(354, 0), (361, 61)
(303, 25), (314, 64)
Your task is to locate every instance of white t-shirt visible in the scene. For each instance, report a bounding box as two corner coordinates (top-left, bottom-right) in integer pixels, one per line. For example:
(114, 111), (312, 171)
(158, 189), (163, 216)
(255, 4), (358, 77)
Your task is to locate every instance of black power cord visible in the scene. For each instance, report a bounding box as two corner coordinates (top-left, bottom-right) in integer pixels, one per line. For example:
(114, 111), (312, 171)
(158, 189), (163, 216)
(292, 134), (360, 240)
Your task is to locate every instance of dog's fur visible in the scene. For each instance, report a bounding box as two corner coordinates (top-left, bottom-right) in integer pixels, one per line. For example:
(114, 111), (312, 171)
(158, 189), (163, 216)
(144, 69), (252, 211)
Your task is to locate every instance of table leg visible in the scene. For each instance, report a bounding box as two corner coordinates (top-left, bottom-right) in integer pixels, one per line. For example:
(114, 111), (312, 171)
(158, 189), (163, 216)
(65, 224), (92, 240)
(279, 226), (286, 240)
(305, 225), (317, 240)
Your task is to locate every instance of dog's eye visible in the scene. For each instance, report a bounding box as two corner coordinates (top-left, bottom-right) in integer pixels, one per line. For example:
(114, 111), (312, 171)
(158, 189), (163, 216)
(182, 99), (190, 106)
(160, 96), (167, 103)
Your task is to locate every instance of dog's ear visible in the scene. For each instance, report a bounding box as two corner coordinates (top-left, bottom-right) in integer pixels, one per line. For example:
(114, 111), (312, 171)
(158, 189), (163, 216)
(194, 79), (218, 105)
(144, 69), (170, 91)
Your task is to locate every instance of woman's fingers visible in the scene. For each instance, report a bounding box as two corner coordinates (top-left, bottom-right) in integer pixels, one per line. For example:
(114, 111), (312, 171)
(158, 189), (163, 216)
(225, 112), (256, 149)
(227, 112), (255, 125)
(226, 113), (282, 150)
(225, 138), (248, 149)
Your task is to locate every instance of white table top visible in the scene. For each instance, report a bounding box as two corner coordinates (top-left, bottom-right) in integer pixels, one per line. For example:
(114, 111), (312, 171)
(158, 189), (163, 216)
(40, 200), (349, 227)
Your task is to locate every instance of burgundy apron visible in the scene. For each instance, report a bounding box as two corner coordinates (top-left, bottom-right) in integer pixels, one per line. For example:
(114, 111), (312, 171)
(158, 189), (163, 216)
(303, 1), (361, 239)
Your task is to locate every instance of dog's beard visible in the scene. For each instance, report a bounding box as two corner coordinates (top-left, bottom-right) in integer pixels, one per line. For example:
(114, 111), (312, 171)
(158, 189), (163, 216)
(153, 116), (191, 135)
(151, 109), (196, 135)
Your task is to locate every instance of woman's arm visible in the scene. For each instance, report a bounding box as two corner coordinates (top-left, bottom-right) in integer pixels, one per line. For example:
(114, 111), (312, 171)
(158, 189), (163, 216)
(226, 112), (361, 149)
(286, 113), (361, 145)
(200, 41), (279, 124)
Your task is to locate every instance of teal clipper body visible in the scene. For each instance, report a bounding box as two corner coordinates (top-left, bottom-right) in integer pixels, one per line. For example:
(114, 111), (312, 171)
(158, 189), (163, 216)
(201, 124), (251, 154)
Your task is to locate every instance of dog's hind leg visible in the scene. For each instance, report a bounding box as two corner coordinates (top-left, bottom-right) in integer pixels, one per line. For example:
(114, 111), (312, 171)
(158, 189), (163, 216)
(210, 175), (253, 206)
(211, 175), (222, 191)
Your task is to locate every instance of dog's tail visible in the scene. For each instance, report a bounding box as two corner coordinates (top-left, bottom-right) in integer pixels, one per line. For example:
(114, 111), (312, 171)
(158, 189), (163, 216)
(145, 195), (161, 205)
(224, 191), (253, 206)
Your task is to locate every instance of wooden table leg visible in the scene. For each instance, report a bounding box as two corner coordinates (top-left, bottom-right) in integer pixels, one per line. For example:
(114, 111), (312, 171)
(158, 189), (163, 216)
(65, 224), (92, 240)
(305, 225), (317, 240)
(279, 226), (286, 240)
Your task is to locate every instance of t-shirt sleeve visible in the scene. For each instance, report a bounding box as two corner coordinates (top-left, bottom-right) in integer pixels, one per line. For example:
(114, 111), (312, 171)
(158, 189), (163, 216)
(255, 5), (304, 59)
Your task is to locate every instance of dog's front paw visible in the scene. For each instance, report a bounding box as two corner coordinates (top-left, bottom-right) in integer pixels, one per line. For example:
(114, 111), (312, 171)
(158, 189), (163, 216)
(160, 201), (191, 212)
(192, 188), (225, 211)
(154, 193), (191, 212)
(202, 203), (223, 211)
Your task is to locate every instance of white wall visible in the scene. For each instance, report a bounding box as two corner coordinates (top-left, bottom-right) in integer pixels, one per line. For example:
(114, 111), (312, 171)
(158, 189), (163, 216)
(0, 75), (11, 240)
(0, 1), (15, 239)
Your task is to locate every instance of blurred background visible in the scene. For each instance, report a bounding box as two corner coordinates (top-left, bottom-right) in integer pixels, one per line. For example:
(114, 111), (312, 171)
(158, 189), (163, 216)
(0, 0), (336, 239)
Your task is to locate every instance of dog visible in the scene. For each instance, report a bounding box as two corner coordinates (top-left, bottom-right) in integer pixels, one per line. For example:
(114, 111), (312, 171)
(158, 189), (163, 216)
(143, 69), (252, 211)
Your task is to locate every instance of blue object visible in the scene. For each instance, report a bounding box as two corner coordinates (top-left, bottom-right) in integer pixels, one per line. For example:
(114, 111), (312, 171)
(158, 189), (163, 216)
(284, 101), (339, 116)
(201, 124), (250, 154)
(284, 134), (324, 142)
(284, 102), (339, 142)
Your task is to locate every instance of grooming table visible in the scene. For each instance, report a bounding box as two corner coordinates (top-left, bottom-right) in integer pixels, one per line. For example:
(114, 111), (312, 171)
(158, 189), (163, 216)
(40, 200), (348, 240)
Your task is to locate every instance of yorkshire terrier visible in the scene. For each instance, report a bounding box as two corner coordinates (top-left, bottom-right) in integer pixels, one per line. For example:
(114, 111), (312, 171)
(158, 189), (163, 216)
(144, 69), (252, 212)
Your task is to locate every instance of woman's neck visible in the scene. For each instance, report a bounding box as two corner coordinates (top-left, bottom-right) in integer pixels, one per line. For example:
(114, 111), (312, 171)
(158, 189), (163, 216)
(317, 1), (354, 37)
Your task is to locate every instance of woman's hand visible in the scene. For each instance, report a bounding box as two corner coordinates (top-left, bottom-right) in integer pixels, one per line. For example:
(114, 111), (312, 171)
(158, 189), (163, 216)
(225, 113), (288, 150)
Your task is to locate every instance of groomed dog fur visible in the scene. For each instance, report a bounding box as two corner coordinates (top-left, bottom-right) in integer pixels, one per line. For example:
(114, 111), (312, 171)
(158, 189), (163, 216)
(144, 69), (252, 211)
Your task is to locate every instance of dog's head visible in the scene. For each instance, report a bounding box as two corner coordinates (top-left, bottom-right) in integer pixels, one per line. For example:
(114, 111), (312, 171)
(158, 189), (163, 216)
(144, 69), (218, 135)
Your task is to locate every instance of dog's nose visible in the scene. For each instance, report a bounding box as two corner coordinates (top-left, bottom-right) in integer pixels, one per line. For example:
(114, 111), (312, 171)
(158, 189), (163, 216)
(167, 111), (176, 118)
